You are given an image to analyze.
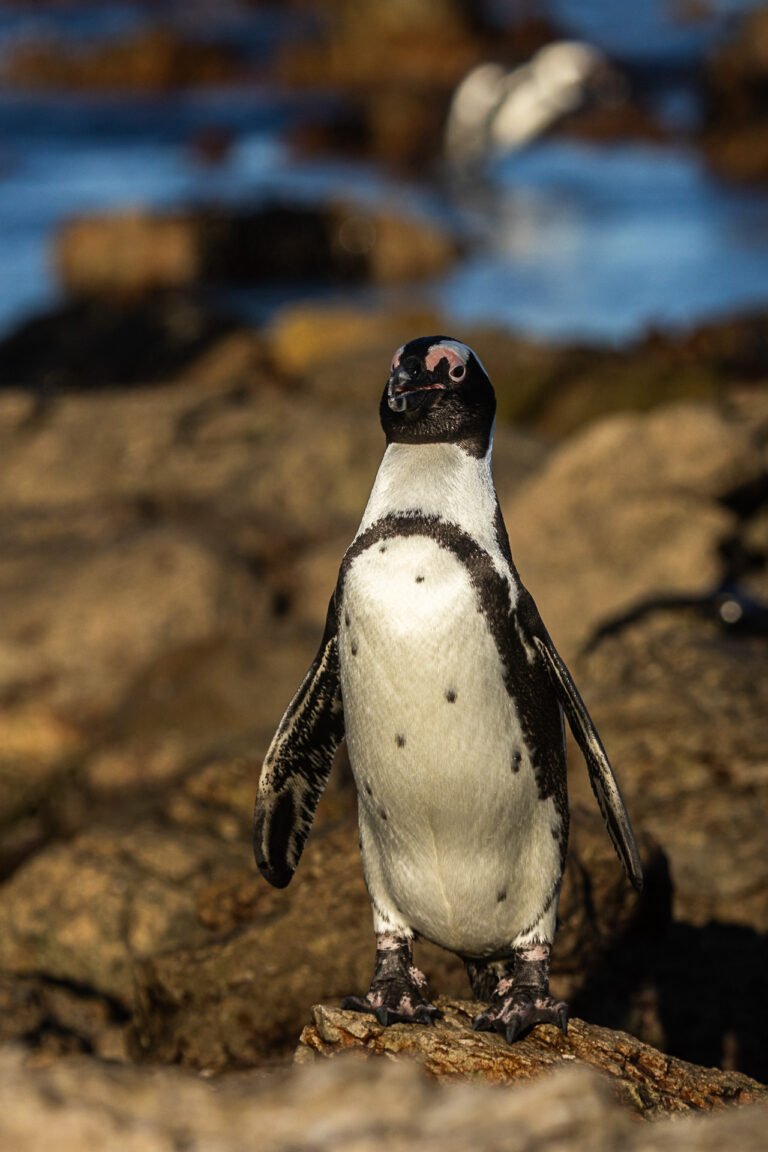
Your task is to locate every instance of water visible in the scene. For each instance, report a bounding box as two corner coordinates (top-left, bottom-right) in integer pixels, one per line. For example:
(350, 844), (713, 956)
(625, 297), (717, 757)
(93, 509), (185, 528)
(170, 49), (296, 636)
(442, 142), (768, 343)
(2, 0), (768, 345)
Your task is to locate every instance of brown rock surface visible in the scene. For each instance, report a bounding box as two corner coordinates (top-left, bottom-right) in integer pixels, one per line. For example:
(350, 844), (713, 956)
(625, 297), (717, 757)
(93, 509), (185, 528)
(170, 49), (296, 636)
(0, 823), (246, 1006)
(0, 1043), (765, 1152)
(564, 610), (768, 1080)
(299, 1002), (766, 1117)
(507, 402), (763, 659)
(577, 613), (768, 927)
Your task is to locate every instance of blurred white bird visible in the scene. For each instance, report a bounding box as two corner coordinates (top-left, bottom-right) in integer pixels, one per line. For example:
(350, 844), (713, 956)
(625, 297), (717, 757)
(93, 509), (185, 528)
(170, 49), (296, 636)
(444, 41), (624, 169)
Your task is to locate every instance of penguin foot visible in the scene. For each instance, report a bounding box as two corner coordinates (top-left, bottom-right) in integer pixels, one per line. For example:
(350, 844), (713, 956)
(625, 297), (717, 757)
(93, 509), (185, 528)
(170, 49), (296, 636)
(472, 990), (568, 1044)
(341, 936), (442, 1026)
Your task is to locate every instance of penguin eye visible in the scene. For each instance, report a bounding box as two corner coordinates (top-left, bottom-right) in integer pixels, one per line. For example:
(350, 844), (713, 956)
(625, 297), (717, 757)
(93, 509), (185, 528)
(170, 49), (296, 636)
(449, 364), (466, 380)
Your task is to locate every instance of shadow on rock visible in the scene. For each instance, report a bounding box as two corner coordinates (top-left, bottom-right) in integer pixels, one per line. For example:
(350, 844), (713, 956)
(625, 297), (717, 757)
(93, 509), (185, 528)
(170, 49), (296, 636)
(0, 292), (249, 392)
(573, 919), (768, 1084)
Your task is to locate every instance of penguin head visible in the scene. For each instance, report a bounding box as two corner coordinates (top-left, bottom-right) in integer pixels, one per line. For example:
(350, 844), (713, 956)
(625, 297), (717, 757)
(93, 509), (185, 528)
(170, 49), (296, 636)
(380, 336), (496, 456)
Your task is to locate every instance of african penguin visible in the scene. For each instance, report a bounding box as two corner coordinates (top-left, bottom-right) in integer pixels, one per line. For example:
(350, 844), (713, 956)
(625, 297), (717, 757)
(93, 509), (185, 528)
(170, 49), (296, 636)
(254, 336), (643, 1043)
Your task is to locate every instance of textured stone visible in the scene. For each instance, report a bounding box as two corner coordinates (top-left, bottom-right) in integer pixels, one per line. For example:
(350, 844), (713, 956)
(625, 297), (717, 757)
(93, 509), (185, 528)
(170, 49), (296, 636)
(508, 402), (763, 659)
(299, 1001), (766, 1117)
(0, 824), (246, 1005)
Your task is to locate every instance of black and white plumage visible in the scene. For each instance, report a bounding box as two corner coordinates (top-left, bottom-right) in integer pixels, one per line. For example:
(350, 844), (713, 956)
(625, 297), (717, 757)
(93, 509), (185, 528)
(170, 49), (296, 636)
(254, 335), (642, 1041)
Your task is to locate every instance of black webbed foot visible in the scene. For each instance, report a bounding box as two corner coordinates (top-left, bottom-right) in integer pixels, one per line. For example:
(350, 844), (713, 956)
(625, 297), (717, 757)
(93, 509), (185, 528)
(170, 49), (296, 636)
(472, 989), (568, 1044)
(341, 936), (442, 1026)
(466, 942), (567, 1045)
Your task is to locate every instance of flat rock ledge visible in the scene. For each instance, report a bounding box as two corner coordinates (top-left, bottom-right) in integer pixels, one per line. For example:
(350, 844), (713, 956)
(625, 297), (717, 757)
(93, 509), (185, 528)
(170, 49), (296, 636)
(297, 1000), (766, 1120)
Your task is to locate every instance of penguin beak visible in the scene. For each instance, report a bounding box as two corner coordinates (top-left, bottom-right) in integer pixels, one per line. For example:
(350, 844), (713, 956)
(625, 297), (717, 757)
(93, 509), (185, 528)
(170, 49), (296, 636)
(387, 367), (447, 414)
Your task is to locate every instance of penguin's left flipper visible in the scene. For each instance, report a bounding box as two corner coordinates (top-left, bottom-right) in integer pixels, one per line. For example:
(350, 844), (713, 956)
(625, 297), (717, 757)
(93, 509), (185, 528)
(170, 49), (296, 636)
(519, 592), (644, 891)
(253, 595), (345, 889)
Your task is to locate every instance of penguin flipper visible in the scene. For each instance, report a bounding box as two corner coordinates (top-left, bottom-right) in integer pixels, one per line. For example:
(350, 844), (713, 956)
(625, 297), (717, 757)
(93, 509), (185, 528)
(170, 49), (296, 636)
(253, 596), (345, 888)
(520, 596), (643, 891)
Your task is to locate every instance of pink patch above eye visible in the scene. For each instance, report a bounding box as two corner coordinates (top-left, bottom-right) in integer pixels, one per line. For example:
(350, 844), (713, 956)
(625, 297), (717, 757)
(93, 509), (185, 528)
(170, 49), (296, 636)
(425, 343), (467, 373)
(390, 345), (405, 372)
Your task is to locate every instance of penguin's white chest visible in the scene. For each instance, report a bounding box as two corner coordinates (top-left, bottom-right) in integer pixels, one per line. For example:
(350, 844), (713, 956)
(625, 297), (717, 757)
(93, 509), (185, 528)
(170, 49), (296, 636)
(338, 532), (562, 957)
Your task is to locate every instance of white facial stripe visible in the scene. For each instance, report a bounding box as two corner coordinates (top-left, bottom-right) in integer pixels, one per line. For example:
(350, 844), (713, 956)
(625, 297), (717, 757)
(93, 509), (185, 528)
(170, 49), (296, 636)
(391, 345), (405, 372)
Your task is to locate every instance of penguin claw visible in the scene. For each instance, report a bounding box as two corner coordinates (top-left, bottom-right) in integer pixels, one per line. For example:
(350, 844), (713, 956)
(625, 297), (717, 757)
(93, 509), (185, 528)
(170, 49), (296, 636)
(412, 1004), (443, 1025)
(500, 1017), (523, 1044)
(340, 995), (376, 1014)
(471, 995), (569, 1045)
(341, 995), (441, 1027)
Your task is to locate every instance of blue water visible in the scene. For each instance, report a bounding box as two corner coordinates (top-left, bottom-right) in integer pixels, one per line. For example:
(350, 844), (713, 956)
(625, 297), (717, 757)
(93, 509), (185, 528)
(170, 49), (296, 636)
(442, 142), (768, 342)
(2, 0), (768, 345)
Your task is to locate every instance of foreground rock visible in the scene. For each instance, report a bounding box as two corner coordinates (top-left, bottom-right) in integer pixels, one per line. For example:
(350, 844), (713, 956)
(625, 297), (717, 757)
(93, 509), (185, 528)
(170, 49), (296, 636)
(1, 1040), (766, 1152)
(299, 1002), (766, 1118)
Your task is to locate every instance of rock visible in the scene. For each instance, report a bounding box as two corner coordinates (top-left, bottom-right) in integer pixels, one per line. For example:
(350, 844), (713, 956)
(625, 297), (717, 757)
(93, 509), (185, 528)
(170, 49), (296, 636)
(567, 609), (768, 1078)
(507, 401), (764, 659)
(129, 795), (372, 1069)
(0, 292), (250, 390)
(0, 523), (266, 718)
(479, 311), (768, 439)
(701, 8), (768, 184)
(0, 823), (247, 1006)
(299, 1001), (766, 1117)
(1, 25), (247, 92)
(0, 975), (128, 1062)
(0, 352), (403, 874)
(267, 303), (438, 381)
(573, 611), (768, 929)
(54, 204), (459, 297)
(129, 797), (665, 1071)
(0, 1043), (766, 1152)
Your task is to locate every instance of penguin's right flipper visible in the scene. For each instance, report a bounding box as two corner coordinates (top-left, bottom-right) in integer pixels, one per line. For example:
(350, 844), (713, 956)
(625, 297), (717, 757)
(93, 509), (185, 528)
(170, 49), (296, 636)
(253, 596), (345, 888)
(531, 629), (643, 891)
(516, 588), (643, 892)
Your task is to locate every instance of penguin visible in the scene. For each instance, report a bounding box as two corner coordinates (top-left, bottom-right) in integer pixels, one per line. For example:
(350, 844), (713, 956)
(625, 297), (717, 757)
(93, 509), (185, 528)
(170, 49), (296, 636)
(254, 335), (643, 1043)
